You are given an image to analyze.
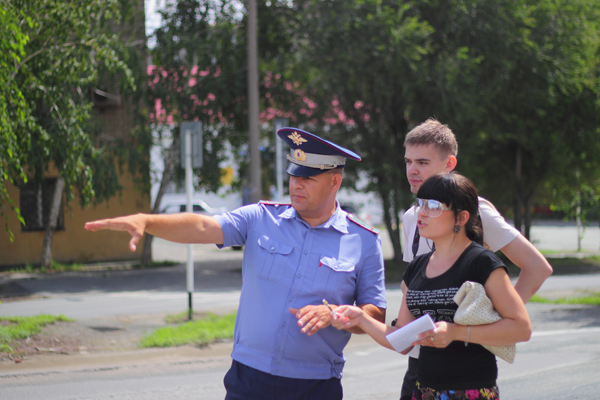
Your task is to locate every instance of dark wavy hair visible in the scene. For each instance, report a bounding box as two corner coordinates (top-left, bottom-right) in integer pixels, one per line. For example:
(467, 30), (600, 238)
(416, 172), (483, 245)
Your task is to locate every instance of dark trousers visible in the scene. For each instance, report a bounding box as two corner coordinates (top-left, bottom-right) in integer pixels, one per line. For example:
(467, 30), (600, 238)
(400, 357), (418, 400)
(224, 360), (343, 400)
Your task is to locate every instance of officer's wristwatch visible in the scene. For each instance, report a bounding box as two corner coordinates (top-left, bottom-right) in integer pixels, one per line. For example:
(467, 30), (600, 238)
(391, 318), (397, 327)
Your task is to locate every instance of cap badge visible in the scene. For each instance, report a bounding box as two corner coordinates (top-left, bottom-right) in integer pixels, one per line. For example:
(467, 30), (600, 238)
(293, 149), (307, 162)
(288, 131), (307, 146)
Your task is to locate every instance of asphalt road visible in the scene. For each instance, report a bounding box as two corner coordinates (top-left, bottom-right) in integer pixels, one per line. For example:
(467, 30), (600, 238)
(1, 277), (600, 400)
(2, 322), (600, 400)
(2, 264), (600, 399)
(1, 223), (600, 399)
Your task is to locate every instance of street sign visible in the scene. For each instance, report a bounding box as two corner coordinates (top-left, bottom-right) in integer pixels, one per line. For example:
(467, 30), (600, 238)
(180, 121), (202, 169)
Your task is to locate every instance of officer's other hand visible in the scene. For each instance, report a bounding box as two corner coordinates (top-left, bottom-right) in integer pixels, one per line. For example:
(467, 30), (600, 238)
(85, 214), (146, 252)
(289, 305), (336, 336)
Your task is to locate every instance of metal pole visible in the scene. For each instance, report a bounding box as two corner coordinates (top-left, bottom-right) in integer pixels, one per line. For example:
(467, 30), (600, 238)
(577, 195), (582, 252)
(185, 130), (194, 320)
(248, 0), (261, 203)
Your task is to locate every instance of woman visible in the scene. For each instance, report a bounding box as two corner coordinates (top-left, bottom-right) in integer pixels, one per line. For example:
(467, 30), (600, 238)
(333, 172), (531, 399)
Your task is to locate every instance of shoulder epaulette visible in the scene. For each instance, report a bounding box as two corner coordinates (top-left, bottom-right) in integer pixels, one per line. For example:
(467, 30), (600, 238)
(346, 213), (380, 234)
(259, 200), (291, 207)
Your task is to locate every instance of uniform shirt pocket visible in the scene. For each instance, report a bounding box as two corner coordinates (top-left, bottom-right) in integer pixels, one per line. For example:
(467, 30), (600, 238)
(312, 256), (356, 297)
(255, 235), (294, 282)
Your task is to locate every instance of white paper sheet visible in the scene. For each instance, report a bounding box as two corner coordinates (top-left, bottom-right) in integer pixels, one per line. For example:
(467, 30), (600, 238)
(386, 314), (436, 353)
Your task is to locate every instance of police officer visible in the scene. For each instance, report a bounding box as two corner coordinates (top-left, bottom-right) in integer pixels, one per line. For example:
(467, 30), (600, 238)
(85, 127), (387, 400)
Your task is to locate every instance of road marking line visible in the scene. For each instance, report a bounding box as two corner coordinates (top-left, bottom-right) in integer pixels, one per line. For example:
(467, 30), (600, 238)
(532, 327), (600, 337)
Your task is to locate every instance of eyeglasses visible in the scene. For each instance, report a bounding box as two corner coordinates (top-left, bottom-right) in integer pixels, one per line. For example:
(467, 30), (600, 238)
(416, 198), (452, 218)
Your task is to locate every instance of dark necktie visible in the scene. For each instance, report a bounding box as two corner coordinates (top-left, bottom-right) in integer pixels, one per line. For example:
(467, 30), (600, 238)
(412, 227), (434, 258)
(412, 227), (420, 258)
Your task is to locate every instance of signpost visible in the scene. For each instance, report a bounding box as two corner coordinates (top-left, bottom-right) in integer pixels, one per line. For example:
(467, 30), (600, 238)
(180, 121), (202, 320)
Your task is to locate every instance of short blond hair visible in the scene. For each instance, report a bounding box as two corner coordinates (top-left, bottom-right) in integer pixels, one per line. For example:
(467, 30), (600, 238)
(404, 119), (458, 157)
(326, 167), (344, 177)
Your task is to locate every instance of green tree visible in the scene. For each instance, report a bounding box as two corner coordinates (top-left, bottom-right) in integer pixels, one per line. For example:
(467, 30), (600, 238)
(144, 0), (304, 261)
(3, 0), (149, 268)
(289, 0), (539, 260)
(290, 0), (600, 260)
(147, 0), (599, 263)
(551, 183), (600, 241)
(454, 0), (600, 238)
(548, 88), (600, 245)
(145, 0), (246, 263)
(290, 0), (455, 261)
(0, 3), (33, 238)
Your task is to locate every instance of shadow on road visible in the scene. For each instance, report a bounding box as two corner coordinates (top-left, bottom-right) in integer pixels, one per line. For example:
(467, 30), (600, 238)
(2, 251), (600, 301)
(532, 304), (600, 329)
(0, 260), (243, 300)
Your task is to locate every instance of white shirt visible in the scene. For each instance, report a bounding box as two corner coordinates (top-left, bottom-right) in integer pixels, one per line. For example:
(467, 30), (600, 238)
(402, 197), (520, 262)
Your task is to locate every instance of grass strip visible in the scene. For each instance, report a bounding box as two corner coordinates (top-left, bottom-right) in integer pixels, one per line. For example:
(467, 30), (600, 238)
(530, 292), (600, 305)
(140, 312), (236, 348)
(2, 260), (179, 274)
(0, 314), (74, 354)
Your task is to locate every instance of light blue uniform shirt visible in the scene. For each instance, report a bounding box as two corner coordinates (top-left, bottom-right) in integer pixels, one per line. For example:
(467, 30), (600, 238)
(214, 201), (386, 379)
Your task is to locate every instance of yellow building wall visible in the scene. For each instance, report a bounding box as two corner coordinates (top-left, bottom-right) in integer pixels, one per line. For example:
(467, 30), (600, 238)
(0, 170), (150, 267)
(1, 101), (151, 267)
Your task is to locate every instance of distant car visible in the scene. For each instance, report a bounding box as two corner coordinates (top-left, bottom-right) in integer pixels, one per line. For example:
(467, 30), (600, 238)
(160, 199), (227, 216)
(340, 203), (359, 215)
(340, 202), (372, 225)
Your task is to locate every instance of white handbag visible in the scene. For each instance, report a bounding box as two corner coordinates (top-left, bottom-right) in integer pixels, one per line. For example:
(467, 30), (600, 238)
(453, 281), (516, 363)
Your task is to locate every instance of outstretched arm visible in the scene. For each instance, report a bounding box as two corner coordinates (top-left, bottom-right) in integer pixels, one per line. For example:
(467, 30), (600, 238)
(85, 213), (224, 251)
(501, 234), (553, 303)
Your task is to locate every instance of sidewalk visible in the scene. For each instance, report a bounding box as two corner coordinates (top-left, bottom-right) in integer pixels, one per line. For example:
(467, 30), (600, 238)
(0, 249), (245, 374)
(0, 338), (234, 377)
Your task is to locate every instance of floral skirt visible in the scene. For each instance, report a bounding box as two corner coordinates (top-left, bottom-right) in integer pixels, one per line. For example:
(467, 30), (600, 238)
(412, 381), (500, 400)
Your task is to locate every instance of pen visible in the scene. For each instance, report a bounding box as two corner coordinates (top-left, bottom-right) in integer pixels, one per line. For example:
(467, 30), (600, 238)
(322, 299), (338, 320)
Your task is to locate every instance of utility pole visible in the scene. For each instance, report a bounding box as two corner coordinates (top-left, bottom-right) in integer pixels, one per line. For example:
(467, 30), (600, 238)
(274, 118), (288, 201)
(247, 0), (262, 203)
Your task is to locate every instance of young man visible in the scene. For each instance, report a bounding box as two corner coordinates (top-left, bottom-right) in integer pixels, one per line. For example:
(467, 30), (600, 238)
(399, 119), (553, 400)
(85, 127), (386, 400)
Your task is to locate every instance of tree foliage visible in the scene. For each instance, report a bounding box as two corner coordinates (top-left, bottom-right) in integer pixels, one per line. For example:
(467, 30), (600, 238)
(148, 0), (303, 196)
(449, 0), (600, 238)
(2, 0), (149, 266)
(287, 0), (441, 261)
(147, 0), (600, 260)
(13, 0), (137, 202)
(288, 0), (600, 255)
(149, 0), (243, 192)
(0, 2), (33, 236)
